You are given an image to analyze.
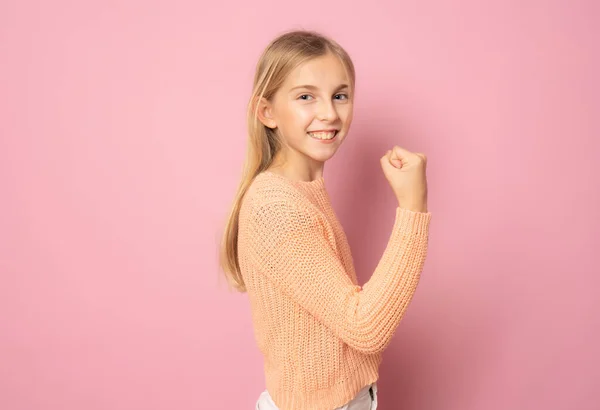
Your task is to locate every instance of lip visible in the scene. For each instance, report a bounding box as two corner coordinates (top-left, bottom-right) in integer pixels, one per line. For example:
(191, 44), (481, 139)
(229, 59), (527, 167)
(307, 129), (339, 133)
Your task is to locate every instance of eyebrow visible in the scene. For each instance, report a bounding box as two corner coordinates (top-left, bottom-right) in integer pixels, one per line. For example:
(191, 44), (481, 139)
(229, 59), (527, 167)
(288, 84), (350, 93)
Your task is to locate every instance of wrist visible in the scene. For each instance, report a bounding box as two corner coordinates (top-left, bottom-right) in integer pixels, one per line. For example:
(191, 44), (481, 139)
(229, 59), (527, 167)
(398, 201), (428, 213)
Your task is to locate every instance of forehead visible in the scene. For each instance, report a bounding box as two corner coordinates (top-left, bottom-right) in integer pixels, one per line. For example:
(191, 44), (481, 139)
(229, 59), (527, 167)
(282, 53), (349, 89)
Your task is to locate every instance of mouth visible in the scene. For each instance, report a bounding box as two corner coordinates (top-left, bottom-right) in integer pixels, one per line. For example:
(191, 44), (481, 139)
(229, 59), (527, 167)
(307, 130), (338, 141)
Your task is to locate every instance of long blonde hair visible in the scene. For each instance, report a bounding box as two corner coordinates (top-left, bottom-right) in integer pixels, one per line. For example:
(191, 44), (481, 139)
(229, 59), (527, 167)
(218, 30), (356, 293)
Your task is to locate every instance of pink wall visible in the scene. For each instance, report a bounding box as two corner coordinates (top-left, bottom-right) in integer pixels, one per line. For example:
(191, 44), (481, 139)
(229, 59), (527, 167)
(1, 1), (598, 409)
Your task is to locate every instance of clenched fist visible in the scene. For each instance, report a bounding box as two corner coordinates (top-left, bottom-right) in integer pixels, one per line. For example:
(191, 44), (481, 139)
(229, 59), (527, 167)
(380, 146), (428, 213)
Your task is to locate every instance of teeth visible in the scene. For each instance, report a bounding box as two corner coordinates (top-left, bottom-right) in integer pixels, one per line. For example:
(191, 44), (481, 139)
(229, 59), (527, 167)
(308, 131), (337, 140)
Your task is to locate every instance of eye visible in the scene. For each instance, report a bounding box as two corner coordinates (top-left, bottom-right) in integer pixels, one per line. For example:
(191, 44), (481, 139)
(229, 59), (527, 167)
(334, 93), (349, 100)
(299, 94), (313, 100)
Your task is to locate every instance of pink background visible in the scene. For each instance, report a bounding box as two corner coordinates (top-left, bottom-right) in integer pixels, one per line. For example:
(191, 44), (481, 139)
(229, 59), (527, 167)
(1, 1), (598, 409)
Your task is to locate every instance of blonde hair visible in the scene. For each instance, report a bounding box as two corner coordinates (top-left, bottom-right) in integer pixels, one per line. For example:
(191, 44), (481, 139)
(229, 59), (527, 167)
(218, 29), (356, 293)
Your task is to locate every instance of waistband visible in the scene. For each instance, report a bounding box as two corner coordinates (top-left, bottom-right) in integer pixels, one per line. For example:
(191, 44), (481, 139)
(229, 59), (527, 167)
(357, 382), (377, 401)
(258, 382), (377, 409)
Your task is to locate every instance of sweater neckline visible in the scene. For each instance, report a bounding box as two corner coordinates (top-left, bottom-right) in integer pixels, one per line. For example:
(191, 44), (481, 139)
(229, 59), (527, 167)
(260, 170), (326, 192)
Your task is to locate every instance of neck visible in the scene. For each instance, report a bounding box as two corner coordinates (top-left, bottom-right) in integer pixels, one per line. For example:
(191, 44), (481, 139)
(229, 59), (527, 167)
(269, 152), (325, 183)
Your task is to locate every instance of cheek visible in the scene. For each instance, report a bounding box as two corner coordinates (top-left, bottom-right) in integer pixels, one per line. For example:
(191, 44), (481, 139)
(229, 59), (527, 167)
(277, 105), (311, 138)
(340, 105), (353, 124)
(294, 105), (315, 124)
(285, 105), (314, 131)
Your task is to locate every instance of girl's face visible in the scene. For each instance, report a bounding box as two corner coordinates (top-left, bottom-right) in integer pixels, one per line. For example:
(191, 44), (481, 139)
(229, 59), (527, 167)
(259, 53), (354, 169)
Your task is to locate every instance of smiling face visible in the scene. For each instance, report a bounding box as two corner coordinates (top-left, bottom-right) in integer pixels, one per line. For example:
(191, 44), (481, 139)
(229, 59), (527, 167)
(258, 52), (354, 173)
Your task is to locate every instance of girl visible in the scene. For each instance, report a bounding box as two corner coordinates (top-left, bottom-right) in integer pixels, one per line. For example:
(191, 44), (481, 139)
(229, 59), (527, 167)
(220, 30), (431, 410)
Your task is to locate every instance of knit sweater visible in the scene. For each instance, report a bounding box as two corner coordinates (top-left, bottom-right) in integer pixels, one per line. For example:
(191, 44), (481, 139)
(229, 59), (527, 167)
(237, 170), (432, 410)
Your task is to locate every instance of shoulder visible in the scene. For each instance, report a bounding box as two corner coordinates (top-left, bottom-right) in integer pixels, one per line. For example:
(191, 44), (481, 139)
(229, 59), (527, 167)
(240, 198), (330, 257)
(238, 175), (337, 254)
(239, 178), (321, 231)
(241, 173), (313, 216)
(248, 172), (304, 200)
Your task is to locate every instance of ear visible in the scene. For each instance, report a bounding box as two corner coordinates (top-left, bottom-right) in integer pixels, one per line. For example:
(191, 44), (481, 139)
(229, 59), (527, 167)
(255, 97), (277, 129)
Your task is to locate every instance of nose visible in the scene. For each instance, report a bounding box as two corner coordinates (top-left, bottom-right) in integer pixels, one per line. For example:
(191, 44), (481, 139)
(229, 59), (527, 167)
(316, 100), (339, 122)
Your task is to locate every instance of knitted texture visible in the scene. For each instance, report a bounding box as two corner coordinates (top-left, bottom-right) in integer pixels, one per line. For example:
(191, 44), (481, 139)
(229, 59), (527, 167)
(237, 171), (432, 410)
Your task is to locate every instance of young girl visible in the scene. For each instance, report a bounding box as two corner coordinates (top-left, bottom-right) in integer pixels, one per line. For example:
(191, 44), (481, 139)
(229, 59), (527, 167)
(220, 30), (431, 410)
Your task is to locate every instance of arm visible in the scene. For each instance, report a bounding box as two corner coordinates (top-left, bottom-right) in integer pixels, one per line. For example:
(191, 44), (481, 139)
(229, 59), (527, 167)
(246, 200), (432, 354)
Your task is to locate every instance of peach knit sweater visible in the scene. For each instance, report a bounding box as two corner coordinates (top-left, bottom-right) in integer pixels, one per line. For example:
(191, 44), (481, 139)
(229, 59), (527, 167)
(237, 171), (432, 410)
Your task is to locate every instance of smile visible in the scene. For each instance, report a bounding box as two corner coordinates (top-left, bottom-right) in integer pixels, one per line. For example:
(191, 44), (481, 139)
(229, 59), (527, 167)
(307, 130), (338, 141)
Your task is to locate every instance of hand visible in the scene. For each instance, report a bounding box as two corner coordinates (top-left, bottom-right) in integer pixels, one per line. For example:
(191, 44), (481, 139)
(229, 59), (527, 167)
(380, 146), (428, 212)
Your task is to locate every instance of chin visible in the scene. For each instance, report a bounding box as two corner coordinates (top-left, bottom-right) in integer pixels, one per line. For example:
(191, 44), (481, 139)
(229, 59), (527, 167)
(308, 149), (338, 162)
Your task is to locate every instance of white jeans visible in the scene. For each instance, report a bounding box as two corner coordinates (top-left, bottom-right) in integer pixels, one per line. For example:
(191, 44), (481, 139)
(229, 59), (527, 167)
(255, 383), (378, 410)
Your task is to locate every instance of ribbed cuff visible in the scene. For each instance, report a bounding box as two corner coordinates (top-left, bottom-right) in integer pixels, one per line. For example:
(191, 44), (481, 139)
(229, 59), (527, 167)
(395, 206), (432, 235)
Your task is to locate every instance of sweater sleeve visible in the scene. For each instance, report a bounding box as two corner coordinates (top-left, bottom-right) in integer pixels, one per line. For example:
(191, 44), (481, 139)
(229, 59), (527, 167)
(246, 199), (432, 354)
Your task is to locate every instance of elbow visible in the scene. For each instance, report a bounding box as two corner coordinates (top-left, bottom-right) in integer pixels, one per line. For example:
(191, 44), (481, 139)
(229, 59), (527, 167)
(346, 328), (394, 355)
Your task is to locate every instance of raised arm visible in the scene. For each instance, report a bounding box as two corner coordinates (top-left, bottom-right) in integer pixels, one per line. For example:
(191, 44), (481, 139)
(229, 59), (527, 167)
(246, 200), (432, 354)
